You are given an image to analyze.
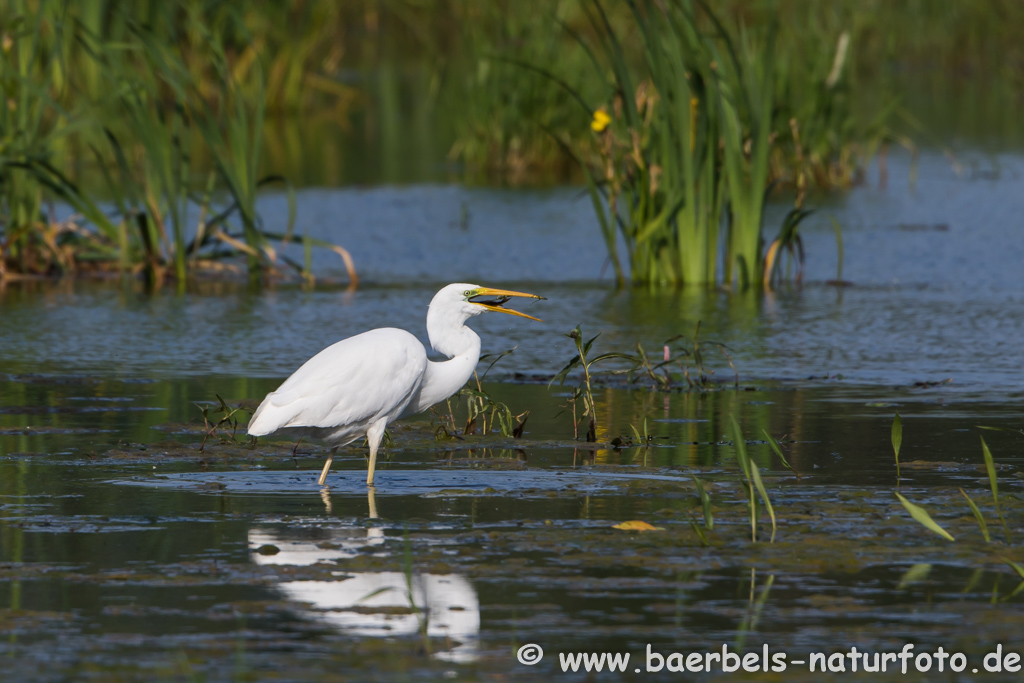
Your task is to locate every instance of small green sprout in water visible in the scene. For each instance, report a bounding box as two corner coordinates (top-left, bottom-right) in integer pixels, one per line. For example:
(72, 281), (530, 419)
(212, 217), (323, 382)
(434, 348), (528, 439)
(663, 322), (739, 390)
(692, 475), (713, 530)
(894, 492), (954, 541)
(730, 416), (776, 543)
(196, 394), (244, 452)
(891, 412), (902, 484)
(980, 436), (1011, 543)
(628, 418), (652, 447)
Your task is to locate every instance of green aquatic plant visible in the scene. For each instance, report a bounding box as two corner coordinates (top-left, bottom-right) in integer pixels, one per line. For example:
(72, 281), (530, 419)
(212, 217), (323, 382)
(660, 321), (739, 389)
(762, 207), (813, 288)
(436, 348), (528, 439)
(484, 0), (834, 287)
(692, 475), (713, 530)
(550, 324), (639, 441)
(730, 416), (775, 543)
(460, 384), (529, 439)
(195, 394), (245, 452)
(628, 418), (652, 448)
(686, 513), (710, 547)
(708, 8), (777, 287)
(980, 437), (1011, 543)
(761, 428), (797, 477)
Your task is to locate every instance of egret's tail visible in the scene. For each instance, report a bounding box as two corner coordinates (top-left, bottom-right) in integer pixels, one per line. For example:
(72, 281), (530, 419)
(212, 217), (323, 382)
(246, 393), (276, 436)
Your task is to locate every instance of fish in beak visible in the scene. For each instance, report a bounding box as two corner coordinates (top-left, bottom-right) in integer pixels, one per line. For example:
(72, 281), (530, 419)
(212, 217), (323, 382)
(468, 287), (545, 321)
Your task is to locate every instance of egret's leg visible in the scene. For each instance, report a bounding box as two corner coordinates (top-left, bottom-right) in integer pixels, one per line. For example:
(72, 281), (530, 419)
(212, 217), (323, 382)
(317, 446), (338, 486)
(366, 419), (388, 486)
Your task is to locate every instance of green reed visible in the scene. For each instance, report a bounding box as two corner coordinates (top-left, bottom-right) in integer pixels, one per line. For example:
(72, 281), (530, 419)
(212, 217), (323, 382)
(0, 0), (354, 284)
(550, 324), (639, 441)
(516, 0), (822, 287)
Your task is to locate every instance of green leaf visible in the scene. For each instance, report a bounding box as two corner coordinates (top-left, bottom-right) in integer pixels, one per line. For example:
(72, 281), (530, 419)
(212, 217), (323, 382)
(761, 429), (795, 474)
(548, 355), (582, 387)
(895, 492), (954, 541)
(692, 475), (713, 529)
(981, 437), (1011, 543)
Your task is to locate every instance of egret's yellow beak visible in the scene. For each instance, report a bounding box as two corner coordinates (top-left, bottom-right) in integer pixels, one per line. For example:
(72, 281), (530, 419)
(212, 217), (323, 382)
(468, 287), (545, 321)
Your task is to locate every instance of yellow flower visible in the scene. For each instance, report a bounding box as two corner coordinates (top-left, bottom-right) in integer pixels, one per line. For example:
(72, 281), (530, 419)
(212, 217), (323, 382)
(591, 108), (611, 133)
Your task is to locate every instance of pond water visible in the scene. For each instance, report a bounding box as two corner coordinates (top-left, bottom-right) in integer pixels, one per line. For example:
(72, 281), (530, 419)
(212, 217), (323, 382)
(3, 149), (1024, 680)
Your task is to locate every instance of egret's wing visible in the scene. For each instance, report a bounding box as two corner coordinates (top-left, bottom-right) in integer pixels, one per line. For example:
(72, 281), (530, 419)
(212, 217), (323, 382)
(248, 328), (427, 436)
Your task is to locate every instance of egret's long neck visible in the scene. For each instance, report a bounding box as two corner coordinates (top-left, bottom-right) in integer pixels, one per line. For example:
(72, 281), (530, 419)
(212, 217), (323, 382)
(411, 306), (481, 412)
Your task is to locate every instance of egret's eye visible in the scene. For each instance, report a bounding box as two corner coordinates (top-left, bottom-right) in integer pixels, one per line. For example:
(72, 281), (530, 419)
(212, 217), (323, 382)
(463, 290), (472, 297)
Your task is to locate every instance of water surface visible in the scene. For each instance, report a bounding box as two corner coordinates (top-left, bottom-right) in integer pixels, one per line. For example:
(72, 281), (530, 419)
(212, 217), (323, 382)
(3, 149), (1024, 680)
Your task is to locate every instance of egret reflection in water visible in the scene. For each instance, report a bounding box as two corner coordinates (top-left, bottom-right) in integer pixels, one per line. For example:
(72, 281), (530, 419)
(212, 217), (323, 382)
(247, 488), (480, 662)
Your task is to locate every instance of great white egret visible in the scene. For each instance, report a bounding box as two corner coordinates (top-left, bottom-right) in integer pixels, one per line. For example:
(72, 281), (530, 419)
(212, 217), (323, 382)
(247, 284), (544, 486)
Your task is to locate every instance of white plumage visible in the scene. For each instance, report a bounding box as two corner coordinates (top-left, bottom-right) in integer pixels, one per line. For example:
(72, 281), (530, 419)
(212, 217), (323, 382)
(247, 283), (543, 486)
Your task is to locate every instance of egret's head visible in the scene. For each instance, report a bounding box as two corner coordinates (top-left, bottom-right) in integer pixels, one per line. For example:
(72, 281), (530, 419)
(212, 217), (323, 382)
(433, 283), (545, 322)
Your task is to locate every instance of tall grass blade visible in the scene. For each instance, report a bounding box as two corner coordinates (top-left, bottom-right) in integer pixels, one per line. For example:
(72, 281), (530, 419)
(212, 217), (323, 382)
(895, 492), (954, 541)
